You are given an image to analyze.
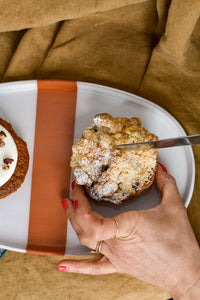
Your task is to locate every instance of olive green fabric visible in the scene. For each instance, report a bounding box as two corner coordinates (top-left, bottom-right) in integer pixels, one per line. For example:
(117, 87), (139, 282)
(0, 0), (200, 298)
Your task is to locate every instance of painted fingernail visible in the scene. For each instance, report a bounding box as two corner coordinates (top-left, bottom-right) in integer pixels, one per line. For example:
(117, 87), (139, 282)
(71, 181), (75, 190)
(61, 200), (67, 210)
(74, 200), (78, 209)
(58, 266), (66, 272)
(158, 162), (168, 172)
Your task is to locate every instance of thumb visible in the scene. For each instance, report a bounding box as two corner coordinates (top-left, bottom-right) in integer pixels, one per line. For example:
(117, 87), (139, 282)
(156, 164), (183, 207)
(57, 256), (117, 275)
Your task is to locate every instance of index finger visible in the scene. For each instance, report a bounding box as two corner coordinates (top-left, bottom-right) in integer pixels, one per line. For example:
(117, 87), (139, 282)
(72, 183), (92, 213)
(71, 183), (119, 241)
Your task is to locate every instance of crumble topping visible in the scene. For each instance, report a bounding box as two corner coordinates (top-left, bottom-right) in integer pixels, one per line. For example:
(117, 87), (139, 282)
(71, 113), (158, 204)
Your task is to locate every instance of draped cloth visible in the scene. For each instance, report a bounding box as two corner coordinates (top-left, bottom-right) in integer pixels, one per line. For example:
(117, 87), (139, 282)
(0, 0), (200, 298)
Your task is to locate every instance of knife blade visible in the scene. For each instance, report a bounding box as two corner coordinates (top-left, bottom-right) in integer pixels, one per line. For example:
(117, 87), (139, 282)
(113, 134), (200, 151)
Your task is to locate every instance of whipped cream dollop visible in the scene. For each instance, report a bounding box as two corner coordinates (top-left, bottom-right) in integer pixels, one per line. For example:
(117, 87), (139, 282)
(0, 124), (18, 187)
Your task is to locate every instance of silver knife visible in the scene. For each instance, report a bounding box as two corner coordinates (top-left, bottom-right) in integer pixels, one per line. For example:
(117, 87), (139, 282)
(113, 134), (200, 151)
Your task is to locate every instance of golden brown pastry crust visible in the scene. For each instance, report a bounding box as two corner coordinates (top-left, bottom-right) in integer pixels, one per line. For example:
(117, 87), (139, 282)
(71, 113), (158, 204)
(0, 118), (29, 199)
(84, 170), (157, 205)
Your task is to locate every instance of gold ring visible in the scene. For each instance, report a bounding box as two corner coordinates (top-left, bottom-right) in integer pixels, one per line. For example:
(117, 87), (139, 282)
(112, 217), (119, 238)
(91, 240), (103, 254)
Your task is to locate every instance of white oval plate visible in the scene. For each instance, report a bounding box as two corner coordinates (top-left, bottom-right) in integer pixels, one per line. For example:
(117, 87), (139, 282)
(0, 80), (195, 255)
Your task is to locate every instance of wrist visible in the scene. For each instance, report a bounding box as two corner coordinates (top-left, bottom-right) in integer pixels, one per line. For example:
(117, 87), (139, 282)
(171, 268), (200, 300)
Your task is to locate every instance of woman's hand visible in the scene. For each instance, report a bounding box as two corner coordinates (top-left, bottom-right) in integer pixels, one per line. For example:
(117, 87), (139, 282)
(58, 165), (200, 299)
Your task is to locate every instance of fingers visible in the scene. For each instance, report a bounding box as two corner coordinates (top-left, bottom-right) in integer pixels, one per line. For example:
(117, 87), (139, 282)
(72, 183), (92, 214)
(63, 183), (122, 250)
(156, 164), (183, 207)
(69, 184), (121, 241)
(57, 255), (117, 275)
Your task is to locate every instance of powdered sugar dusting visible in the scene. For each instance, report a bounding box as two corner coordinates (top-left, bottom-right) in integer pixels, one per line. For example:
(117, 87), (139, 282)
(71, 113), (158, 204)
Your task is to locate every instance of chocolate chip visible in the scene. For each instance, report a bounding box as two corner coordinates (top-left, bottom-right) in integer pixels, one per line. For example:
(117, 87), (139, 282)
(132, 180), (140, 191)
(102, 165), (109, 172)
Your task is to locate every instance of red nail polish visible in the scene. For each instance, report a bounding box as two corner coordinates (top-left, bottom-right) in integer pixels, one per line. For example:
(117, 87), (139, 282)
(58, 266), (66, 272)
(74, 200), (78, 209)
(71, 181), (75, 190)
(61, 200), (67, 210)
(158, 162), (167, 172)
